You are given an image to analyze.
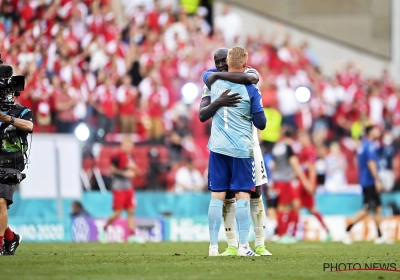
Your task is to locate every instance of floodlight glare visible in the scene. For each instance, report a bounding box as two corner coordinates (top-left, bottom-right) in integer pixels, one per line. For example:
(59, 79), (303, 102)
(181, 82), (199, 104)
(75, 123), (90, 141)
(295, 86), (311, 103)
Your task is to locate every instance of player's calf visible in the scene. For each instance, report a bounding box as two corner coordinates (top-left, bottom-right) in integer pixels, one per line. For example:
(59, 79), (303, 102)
(223, 197), (238, 248)
(208, 196), (224, 255)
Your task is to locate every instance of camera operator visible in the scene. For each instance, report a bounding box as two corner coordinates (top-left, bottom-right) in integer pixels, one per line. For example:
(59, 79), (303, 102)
(0, 62), (33, 256)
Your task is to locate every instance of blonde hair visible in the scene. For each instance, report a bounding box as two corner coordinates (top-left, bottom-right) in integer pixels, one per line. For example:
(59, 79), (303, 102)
(227, 47), (248, 69)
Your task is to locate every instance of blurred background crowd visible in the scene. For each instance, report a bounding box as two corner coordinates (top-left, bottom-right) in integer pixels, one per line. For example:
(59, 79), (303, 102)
(1, 0), (399, 192)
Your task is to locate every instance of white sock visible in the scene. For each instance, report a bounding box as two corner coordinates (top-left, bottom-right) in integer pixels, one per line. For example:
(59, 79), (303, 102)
(266, 218), (277, 237)
(223, 198), (238, 248)
(250, 197), (267, 248)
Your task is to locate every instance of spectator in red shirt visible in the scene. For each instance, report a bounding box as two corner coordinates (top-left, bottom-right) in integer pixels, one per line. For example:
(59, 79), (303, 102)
(90, 77), (117, 140)
(148, 81), (169, 140)
(31, 69), (54, 129)
(55, 80), (78, 133)
(19, 0), (34, 29)
(146, 1), (161, 32)
(117, 75), (138, 133)
(333, 102), (360, 138)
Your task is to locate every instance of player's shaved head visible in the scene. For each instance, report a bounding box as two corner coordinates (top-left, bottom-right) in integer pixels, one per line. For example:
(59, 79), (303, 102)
(214, 48), (229, 72)
(214, 48), (228, 58)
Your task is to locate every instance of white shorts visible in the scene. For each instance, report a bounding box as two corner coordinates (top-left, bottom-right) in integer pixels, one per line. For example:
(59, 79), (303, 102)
(253, 144), (268, 186)
(379, 169), (395, 192)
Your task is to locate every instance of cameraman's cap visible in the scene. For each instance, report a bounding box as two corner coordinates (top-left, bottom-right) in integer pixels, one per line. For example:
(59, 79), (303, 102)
(0, 64), (13, 78)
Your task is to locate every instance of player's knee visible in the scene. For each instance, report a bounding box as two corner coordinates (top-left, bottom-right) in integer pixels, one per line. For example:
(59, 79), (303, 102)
(267, 208), (277, 219)
(364, 202), (379, 213)
(375, 206), (382, 215)
(359, 208), (369, 217)
(114, 210), (123, 217)
(127, 209), (134, 216)
(211, 192), (226, 201)
(0, 198), (7, 212)
(250, 186), (261, 198)
(235, 192), (250, 200)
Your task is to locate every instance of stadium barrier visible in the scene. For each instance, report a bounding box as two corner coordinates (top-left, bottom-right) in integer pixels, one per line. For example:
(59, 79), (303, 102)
(7, 216), (400, 242)
(8, 191), (400, 242)
(9, 191), (400, 218)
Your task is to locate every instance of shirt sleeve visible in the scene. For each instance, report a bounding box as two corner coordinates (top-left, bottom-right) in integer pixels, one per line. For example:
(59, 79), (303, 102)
(244, 66), (260, 79)
(20, 108), (34, 123)
(306, 148), (318, 163)
(252, 112), (266, 130)
(202, 85), (211, 99)
(202, 68), (218, 85)
(247, 85), (264, 114)
(287, 145), (294, 158)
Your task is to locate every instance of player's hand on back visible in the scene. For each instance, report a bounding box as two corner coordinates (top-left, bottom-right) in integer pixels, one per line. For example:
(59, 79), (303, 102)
(215, 89), (242, 107)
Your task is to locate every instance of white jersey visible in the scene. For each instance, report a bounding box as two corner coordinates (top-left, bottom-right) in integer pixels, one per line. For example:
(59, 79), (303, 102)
(246, 67), (262, 148)
(246, 67), (268, 184)
(252, 124), (259, 147)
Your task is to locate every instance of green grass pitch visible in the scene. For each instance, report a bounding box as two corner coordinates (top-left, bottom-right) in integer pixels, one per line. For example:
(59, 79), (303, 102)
(1, 242), (400, 280)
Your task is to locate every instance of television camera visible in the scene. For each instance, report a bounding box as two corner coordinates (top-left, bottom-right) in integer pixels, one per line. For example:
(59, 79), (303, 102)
(0, 55), (25, 110)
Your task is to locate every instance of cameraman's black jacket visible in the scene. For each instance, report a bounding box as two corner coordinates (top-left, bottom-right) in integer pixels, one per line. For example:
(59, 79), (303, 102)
(0, 105), (33, 171)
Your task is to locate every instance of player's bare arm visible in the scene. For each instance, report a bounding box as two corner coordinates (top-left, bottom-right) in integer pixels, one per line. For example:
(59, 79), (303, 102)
(111, 164), (135, 178)
(305, 161), (317, 194)
(110, 164), (124, 176)
(0, 112), (33, 132)
(289, 156), (312, 192)
(367, 160), (382, 192)
(205, 72), (259, 89)
(199, 89), (242, 122)
(393, 156), (399, 177)
(129, 161), (140, 176)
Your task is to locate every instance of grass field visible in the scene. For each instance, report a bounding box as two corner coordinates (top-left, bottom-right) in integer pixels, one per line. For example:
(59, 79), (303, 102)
(1, 242), (400, 280)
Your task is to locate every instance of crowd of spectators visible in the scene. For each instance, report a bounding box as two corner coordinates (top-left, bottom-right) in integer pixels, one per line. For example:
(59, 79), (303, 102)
(1, 0), (399, 191)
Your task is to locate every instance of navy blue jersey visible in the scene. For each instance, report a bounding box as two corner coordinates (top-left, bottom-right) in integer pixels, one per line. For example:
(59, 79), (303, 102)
(378, 145), (397, 170)
(357, 139), (379, 187)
